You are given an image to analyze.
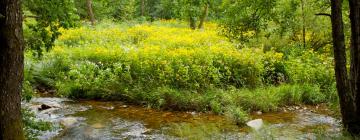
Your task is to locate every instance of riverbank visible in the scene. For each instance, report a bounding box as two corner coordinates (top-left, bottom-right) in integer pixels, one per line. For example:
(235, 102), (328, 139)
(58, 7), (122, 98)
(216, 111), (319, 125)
(23, 96), (343, 139)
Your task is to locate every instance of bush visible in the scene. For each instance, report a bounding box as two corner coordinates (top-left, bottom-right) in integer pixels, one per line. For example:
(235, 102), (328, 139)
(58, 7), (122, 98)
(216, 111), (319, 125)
(284, 49), (335, 91)
(32, 23), (288, 97)
(34, 46), (283, 98)
(224, 106), (250, 125)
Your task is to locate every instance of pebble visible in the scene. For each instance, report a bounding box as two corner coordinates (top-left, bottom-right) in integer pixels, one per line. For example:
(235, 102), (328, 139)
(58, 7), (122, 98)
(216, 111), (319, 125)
(256, 111), (262, 115)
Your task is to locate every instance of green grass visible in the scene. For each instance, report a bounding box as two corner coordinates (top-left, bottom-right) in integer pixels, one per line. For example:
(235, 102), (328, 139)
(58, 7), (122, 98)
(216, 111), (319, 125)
(46, 84), (329, 125)
(22, 108), (53, 140)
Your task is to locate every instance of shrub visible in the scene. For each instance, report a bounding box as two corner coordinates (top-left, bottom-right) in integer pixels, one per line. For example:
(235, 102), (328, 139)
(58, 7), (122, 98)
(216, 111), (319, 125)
(284, 49), (335, 91)
(34, 44), (282, 98)
(224, 106), (250, 125)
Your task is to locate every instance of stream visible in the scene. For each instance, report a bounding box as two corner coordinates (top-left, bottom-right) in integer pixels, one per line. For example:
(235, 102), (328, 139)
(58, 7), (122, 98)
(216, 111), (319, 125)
(23, 97), (342, 140)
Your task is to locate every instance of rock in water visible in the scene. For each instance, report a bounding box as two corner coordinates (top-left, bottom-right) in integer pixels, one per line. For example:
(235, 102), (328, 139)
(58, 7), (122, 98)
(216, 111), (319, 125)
(91, 123), (104, 129)
(246, 119), (263, 130)
(60, 117), (78, 128)
(39, 104), (52, 111)
(256, 111), (262, 115)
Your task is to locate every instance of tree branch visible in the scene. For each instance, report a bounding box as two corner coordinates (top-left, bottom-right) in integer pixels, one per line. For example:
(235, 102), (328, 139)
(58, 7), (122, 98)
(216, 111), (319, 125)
(315, 13), (331, 17)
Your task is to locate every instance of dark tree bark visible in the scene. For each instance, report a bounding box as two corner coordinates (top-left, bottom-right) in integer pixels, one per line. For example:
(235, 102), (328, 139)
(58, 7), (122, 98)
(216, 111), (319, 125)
(0, 0), (25, 139)
(331, 0), (360, 136)
(348, 0), (360, 135)
(86, 0), (96, 25)
(198, 3), (209, 29)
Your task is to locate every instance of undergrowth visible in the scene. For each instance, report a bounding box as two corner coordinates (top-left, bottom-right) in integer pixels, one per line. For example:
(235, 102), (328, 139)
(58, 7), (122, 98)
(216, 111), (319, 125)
(25, 20), (337, 125)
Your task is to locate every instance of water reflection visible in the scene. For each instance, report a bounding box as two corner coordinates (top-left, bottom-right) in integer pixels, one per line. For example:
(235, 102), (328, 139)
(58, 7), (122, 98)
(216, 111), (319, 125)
(24, 98), (342, 139)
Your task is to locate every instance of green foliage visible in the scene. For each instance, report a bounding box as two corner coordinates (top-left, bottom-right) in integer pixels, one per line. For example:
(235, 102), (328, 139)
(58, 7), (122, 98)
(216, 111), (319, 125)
(33, 23), (284, 96)
(17, 0), (350, 137)
(224, 106), (249, 125)
(151, 0), (183, 20)
(36, 45), (272, 98)
(277, 84), (326, 105)
(113, 0), (137, 21)
(22, 56), (37, 101)
(117, 84), (326, 124)
(23, 57), (53, 139)
(213, 84), (327, 112)
(284, 49), (335, 94)
(22, 108), (52, 140)
(22, 81), (34, 102)
(75, 0), (137, 22)
(23, 0), (79, 57)
(218, 0), (333, 53)
(29, 21), (334, 98)
(219, 0), (277, 41)
(25, 21), (337, 124)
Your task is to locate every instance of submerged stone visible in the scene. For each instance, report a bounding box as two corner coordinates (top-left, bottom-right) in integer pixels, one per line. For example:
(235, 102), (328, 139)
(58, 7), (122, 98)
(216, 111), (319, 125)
(91, 123), (105, 129)
(60, 117), (79, 128)
(256, 111), (262, 115)
(246, 119), (263, 131)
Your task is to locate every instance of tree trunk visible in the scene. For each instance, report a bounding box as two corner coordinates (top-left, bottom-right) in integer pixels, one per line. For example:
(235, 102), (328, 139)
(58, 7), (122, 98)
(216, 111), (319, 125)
(348, 0), (360, 135)
(189, 15), (196, 30)
(331, 0), (360, 136)
(141, 0), (145, 17)
(330, 0), (353, 131)
(301, 0), (306, 48)
(0, 0), (25, 139)
(86, 0), (96, 25)
(198, 3), (209, 29)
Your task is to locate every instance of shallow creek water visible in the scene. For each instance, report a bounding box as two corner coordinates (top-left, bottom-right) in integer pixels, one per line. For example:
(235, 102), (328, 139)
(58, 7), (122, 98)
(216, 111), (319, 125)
(23, 97), (342, 140)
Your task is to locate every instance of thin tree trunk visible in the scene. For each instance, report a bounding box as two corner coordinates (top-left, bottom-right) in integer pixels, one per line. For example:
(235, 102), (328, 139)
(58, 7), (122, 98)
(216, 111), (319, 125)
(141, 0), (145, 17)
(301, 0), (306, 48)
(0, 0), (25, 139)
(86, 0), (96, 25)
(198, 3), (209, 29)
(349, 0), (360, 135)
(189, 15), (196, 30)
